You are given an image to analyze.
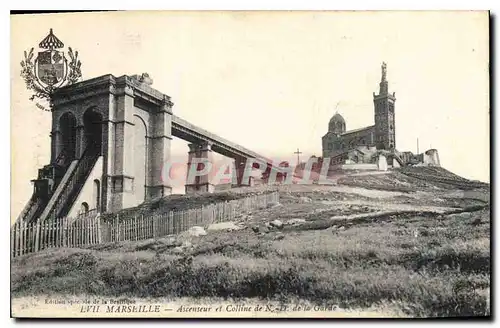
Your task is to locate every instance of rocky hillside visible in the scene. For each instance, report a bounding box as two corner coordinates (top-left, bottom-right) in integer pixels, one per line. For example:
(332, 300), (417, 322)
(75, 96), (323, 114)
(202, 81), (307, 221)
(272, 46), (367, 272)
(337, 167), (489, 193)
(11, 168), (490, 318)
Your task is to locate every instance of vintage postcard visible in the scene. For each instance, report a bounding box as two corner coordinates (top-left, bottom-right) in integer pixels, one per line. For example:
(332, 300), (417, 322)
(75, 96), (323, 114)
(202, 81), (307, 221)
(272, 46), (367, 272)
(10, 11), (490, 318)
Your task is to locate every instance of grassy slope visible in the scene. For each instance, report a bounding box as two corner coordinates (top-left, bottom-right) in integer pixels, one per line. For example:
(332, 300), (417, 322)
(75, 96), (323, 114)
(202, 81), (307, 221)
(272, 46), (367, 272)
(11, 170), (491, 318)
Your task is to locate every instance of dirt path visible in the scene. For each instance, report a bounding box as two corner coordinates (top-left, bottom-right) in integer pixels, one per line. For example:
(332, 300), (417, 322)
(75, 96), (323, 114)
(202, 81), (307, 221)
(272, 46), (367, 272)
(326, 185), (407, 198)
(321, 199), (457, 214)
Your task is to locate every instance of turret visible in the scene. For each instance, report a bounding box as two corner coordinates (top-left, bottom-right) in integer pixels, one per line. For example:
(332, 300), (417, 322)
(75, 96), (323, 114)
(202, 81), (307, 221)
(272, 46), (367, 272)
(328, 112), (346, 135)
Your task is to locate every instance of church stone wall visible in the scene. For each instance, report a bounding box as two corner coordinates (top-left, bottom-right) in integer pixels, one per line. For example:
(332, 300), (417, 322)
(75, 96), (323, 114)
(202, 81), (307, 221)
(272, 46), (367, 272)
(322, 134), (342, 158)
(322, 126), (375, 158)
(342, 126), (375, 149)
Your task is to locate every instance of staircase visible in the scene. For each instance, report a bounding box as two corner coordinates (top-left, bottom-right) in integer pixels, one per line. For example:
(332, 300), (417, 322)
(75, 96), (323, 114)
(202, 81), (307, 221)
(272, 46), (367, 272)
(392, 152), (406, 167)
(15, 194), (44, 225)
(15, 148), (72, 224)
(39, 145), (100, 222)
(16, 145), (100, 225)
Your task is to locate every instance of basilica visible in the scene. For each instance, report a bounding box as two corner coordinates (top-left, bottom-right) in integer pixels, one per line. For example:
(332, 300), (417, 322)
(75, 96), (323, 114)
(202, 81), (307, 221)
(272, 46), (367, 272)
(322, 62), (397, 165)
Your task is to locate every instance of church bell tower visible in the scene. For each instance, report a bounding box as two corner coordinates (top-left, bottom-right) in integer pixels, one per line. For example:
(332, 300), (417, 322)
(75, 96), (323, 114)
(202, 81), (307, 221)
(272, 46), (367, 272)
(373, 62), (396, 150)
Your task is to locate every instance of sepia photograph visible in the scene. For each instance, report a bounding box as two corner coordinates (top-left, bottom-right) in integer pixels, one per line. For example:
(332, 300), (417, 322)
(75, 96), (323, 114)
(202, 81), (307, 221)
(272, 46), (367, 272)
(9, 10), (490, 319)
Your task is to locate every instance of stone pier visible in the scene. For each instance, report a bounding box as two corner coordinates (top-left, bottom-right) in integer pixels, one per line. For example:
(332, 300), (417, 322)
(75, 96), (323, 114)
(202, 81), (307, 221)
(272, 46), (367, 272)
(185, 141), (215, 194)
(232, 157), (255, 187)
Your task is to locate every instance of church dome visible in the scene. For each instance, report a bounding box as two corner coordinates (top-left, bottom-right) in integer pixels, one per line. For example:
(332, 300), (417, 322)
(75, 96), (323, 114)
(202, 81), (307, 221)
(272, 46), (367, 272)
(328, 112), (346, 134)
(330, 112), (345, 124)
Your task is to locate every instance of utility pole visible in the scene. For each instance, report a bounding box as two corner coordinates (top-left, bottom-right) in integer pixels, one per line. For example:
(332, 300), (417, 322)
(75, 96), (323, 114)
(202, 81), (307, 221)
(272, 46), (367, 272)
(294, 148), (302, 166)
(416, 138), (419, 154)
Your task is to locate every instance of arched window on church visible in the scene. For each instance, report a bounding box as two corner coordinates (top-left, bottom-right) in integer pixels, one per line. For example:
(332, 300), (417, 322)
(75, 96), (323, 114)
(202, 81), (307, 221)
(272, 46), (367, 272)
(81, 202), (89, 214)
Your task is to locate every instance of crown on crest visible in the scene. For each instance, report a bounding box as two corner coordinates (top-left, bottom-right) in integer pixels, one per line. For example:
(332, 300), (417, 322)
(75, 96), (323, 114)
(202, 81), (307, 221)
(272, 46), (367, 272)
(38, 28), (64, 50)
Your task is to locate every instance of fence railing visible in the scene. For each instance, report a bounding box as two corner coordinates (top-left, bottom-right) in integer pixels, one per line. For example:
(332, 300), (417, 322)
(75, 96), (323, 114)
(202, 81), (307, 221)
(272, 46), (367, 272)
(11, 191), (279, 258)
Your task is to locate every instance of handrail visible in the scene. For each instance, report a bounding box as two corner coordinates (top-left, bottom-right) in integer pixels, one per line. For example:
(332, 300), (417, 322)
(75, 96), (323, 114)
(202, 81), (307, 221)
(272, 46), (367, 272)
(15, 148), (72, 225)
(15, 194), (42, 225)
(54, 147), (69, 166)
(24, 197), (43, 223)
(44, 145), (100, 221)
(15, 195), (36, 224)
(392, 152), (405, 167)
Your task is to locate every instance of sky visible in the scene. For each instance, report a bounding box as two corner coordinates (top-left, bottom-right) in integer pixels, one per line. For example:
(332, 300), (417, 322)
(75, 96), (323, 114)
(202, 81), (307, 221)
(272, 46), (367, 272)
(10, 11), (489, 220)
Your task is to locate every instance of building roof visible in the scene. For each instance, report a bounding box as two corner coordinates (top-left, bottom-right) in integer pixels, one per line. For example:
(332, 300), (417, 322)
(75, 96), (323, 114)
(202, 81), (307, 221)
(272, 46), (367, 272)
(329, 112), (345, 124)
(341, 125), (375, 136)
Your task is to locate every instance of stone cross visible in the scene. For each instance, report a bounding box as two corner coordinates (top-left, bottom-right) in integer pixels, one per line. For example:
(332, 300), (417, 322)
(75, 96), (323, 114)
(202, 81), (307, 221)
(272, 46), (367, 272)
(294, 148), (303, 165)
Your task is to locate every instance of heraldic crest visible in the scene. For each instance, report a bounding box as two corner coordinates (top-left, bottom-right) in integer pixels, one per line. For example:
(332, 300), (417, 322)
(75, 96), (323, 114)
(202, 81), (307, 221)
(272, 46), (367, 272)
(20, 28), (82, 111)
